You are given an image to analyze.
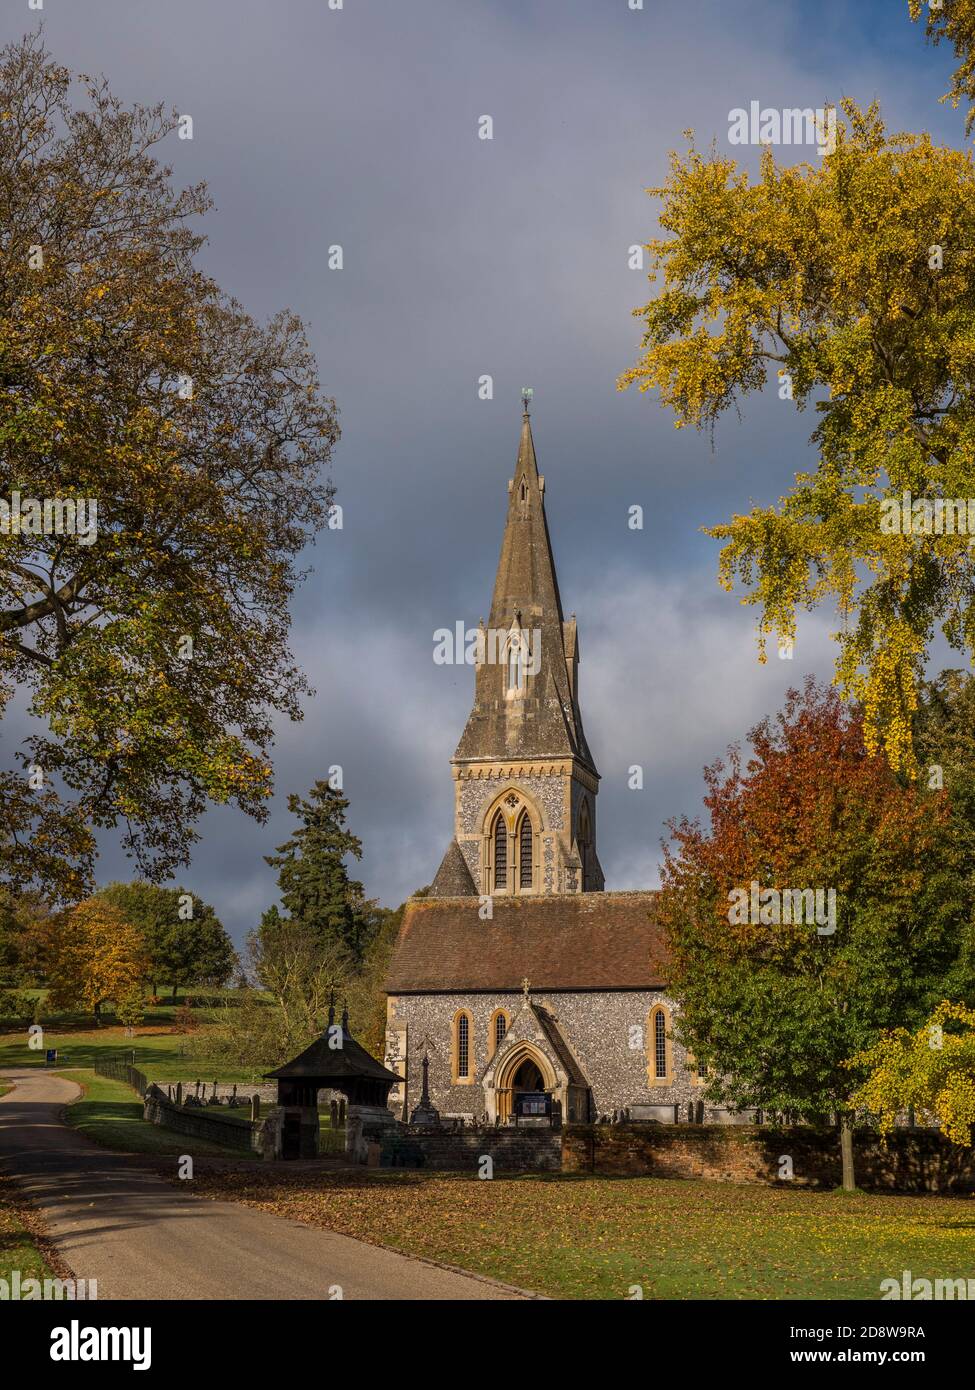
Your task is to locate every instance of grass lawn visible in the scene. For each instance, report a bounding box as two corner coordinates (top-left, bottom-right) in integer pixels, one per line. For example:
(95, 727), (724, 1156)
(0, 1179), (58, 1285)
(187, 1104), (251, 1126)
(184, 1168), (975, 1300)
(59, 1069), (259, 1159)
(0, 1002), (263, 1085)
(0, 1083), (11, 1099)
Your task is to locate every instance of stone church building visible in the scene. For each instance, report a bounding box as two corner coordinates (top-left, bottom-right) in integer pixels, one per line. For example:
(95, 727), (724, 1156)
(385, 405), (709, 1125)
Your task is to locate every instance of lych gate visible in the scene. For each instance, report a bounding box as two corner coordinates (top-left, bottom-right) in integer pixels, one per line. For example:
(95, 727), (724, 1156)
(266, 1003), (401, 1159)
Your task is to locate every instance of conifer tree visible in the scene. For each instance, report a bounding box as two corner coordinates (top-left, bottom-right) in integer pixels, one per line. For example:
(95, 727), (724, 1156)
(264, 781), (368, 962)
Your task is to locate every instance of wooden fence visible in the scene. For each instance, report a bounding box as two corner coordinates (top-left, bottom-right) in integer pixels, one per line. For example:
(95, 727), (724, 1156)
(95, 1054), (149, 1096)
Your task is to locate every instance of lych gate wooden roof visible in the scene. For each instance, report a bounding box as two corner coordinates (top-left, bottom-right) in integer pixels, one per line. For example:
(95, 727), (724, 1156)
(265, 1021), (400, 1085)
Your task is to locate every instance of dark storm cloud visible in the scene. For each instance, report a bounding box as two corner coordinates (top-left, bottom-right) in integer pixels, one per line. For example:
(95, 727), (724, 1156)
(0, 0), (960, 945)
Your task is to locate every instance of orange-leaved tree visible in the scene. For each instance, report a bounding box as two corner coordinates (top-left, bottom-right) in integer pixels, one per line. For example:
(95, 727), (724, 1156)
(42, 898), (149, 1022)
(658, 678), (975, 1190)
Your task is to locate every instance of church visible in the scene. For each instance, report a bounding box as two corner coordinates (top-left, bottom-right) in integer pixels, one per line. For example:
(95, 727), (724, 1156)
(384, 402), (709, 1126)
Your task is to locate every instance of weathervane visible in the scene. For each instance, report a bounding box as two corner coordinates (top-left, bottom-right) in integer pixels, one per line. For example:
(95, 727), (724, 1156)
(521, 386), (533, 415)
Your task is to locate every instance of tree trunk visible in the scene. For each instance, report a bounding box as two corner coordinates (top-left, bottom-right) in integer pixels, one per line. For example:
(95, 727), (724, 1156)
(171, 982), (178, 1004)
(839, 1111), (855, 1191)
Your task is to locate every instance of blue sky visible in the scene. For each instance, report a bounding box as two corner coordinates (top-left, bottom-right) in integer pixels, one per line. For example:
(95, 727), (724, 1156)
(0, 0), (965, 945)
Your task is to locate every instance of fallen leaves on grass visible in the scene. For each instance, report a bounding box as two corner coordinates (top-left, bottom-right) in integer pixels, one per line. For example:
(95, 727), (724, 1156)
(182, 1168), (975, 1301)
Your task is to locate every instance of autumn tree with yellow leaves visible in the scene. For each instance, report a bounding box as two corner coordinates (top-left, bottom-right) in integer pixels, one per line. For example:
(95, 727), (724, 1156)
(910, 0), (975, 132)
(41, 898), (149, 1022)
(849, 1001), (975, 1147)
(0, 34), (339, 901)
(621, 78), (975, 772)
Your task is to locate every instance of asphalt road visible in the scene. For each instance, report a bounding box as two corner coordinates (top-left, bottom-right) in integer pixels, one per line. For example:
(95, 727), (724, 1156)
(0, 1068), (529, 1301)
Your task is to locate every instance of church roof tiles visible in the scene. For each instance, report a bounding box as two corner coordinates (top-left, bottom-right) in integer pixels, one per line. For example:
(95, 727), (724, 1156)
(385, 891), (666, 993)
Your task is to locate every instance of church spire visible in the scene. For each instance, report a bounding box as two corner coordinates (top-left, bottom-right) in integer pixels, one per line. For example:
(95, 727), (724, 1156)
(486, 399), (564, 635)
(444, 396), (604, 896)
(453, 398), (595, 770)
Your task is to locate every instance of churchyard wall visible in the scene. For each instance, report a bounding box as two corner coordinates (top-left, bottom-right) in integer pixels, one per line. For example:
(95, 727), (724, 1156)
(143, 1085), (266, 1154)
(562, 1124), (975, 1194)
(380, 1126), (561, 1172)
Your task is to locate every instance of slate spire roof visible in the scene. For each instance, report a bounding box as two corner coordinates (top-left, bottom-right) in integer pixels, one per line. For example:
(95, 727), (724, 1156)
(452, 406), (597, 771)
(430, 837), (478, 897)
(488, 407), (564, 630)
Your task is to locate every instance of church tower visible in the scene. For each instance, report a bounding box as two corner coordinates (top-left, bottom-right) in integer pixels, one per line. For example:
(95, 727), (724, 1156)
(431, 399), (603, 898)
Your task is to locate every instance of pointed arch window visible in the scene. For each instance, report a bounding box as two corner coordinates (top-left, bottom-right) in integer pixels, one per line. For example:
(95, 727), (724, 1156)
(493, 812), (508, 890)
(518, 811), (533, 888)
(453, 1011), (472, 1082)
(489, 1008), (510, 1058)
(654, 1010), (667, 1078)
(647, 1004), (673, 1086)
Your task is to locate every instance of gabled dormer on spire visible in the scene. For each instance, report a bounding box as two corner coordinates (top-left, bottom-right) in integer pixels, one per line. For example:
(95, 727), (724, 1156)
(442, 398), (603, 897)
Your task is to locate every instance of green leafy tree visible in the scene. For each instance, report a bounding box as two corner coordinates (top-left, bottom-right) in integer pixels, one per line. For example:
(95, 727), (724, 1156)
(913, 669), (975, 853)
(908, 670), (975, 998)
(248, 916), (348, 1057)
(264, 781), (370, 962)
(0, 34), (340, 901)
(658, 679), (975, 1190)
(0, 887), (49, 987)
(346, 901), (406, 1059)
(96, 881), (236, 1000)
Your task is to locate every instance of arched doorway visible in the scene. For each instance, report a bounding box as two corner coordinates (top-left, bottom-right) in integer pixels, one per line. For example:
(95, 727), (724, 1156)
(493, 1043), (556, 1123)
(511, 1057), (545, 1096)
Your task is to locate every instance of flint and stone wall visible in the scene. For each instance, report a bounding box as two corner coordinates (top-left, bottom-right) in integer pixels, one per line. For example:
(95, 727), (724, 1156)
(387, 989), (701, 1120)
(142, 1085), (266, 1154)
(381, 1126), (561, 1172)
